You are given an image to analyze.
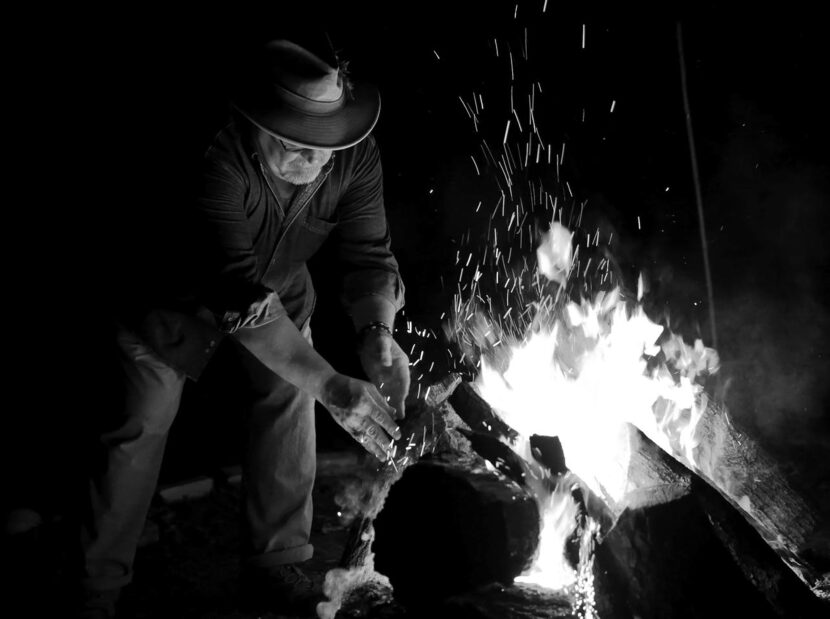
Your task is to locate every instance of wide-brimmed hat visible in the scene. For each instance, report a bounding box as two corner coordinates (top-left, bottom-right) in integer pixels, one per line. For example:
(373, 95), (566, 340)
(232, 38), (380, 150)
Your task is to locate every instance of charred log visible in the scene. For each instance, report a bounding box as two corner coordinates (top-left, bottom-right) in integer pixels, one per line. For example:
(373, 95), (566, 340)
(529, 434), (567, 475)
(592, 424), (826, 619)
(337, 373), (466, 569)
(372, 454), (540, 608)
(447, 379), (615, 536)
(455, 427), (532, 486)
(442, 582), (575, 619)
(448, 379), (519, 441)
(690, 399), (827, 586)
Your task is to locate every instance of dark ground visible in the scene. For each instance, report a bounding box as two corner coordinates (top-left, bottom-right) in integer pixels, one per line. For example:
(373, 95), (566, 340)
(3, 1), (830, 617)
(4, 448), (578, 618)
(4, 453), (357, 619)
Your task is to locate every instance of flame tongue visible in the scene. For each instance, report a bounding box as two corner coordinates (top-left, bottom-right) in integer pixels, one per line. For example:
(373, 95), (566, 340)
(514, 477), (580, 589)
(536, 222), (574, 286)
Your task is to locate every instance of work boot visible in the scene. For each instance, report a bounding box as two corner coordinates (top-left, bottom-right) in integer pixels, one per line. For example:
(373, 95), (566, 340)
(240, 563), (324, 616)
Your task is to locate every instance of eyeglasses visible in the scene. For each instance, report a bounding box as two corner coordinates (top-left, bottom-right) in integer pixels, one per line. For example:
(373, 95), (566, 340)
(276, 137), (306, 152)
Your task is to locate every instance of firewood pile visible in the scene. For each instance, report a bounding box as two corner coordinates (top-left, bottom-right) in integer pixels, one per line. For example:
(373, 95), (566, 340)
(318, 375), (828, 619)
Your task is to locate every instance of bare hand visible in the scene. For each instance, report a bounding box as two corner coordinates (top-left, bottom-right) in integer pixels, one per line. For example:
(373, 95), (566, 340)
(357, 330), (411, 419)
(319, 373), (402, 461)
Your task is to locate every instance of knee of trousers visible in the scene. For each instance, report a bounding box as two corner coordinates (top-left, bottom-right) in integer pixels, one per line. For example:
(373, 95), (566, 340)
(249, 376), (315, 419)
(126, 378), (182, 437)
(117, 337), (185, 439)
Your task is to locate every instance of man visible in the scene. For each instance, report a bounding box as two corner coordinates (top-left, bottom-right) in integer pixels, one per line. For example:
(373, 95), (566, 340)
(79, 35), (409, 617)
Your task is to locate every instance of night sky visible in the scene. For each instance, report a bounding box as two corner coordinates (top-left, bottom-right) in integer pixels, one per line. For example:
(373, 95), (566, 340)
(7, 2), (828, 506)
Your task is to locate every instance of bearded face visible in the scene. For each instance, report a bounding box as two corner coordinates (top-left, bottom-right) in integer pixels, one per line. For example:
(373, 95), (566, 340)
(256, 129), (333, 185)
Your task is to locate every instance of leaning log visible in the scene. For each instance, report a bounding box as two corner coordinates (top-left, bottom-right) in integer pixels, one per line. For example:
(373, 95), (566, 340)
(452, 375), (827, 590)
(448, 380), (519, 442)
(689, 399), (827, 586)
(591, 423), (826, 619)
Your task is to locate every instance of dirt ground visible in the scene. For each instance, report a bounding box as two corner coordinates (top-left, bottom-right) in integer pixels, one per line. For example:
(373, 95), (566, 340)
(4, 441), (828, 619)
(4, 452), (357, 619)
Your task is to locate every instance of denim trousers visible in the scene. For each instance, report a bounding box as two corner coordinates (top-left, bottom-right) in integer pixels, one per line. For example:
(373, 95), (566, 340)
(80, 322), (316, 591)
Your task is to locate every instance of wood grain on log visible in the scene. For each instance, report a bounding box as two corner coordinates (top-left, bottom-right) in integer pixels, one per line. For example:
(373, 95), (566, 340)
(690, 399), (826, 586)
(591, 424), (825, 619)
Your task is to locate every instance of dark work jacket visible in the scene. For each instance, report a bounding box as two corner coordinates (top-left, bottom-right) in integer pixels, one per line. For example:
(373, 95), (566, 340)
(125, 118), (404, 380)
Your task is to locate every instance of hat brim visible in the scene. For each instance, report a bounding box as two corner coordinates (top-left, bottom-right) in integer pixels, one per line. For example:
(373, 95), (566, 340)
(233, 81), (380, 151)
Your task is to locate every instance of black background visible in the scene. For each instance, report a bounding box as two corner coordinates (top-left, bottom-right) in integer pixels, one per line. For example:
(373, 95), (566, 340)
(5, 1), (829, 513)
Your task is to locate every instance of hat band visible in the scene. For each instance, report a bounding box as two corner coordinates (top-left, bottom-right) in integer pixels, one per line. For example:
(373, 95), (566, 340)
(272, 81), (346, 115)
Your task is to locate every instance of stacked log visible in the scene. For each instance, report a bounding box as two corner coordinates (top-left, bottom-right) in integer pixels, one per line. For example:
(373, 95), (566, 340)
(443, 380), (827, 616)
(592, 423), (826, 619)
(329, 375), (827, 618)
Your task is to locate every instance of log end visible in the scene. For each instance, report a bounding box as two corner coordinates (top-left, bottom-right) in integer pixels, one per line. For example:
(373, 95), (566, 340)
(372, 456), (540, 607)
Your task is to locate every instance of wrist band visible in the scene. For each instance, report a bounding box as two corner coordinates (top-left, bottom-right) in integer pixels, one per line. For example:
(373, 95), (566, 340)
(358, 321), (393, 340)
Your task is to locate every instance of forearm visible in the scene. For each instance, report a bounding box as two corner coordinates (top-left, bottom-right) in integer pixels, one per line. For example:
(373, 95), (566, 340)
(233, 313), (402, 458)
(349, 295), (397, 332)
(231, 316), (336, 399)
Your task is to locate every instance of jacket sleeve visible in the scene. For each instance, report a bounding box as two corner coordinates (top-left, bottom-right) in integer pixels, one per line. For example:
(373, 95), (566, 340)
(333, 136), (405, 314)
(192, 149), (286, 333)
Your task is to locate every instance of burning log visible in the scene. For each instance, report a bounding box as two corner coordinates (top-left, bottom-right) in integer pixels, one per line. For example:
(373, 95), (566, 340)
(447, 377), (616, 535)
(320, 375), (476, 618)
(448, 380), (519, 441)
(337, 373), (465, 570)
(371, 453), (540, 608)
(689, 399), (827, 587)
(441, 378), (825, 615)
(327, 374), (543, 613)
(591, 423), (826, 619)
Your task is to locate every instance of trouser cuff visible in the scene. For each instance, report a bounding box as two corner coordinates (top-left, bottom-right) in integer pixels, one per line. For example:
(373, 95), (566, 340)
(245, 543), (314, 568)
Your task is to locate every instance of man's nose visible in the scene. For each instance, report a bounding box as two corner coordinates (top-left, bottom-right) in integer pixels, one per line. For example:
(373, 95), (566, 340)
(301, 149), (326, 165)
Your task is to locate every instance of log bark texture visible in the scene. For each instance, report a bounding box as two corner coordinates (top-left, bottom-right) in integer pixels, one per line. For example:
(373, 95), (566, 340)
(337, 373), (466, 569)
(689, 399), (827, 586)
(591, 424), (826, 619)
(372, 454), (540, 608)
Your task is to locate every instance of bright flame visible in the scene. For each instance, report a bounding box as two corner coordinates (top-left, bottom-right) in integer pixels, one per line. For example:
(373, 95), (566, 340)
(468, 222), (719, 591)
(536, 221), (573, 286)
(514, 477), (580, 589)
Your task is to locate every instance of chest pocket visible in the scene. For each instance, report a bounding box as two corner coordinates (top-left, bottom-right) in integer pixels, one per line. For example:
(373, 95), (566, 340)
(285, 212), (338, 263)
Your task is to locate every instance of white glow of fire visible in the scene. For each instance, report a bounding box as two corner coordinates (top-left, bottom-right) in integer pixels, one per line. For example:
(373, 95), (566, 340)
(514, 476), (581, 589)
(536, 221), (573, 286)
(474, 222), (719, 591)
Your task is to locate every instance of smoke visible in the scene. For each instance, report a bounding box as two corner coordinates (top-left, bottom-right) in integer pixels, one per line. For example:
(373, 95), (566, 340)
(702, 95), (830, 464)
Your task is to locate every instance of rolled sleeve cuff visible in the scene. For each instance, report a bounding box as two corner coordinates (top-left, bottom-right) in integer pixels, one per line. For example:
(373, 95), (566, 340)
(342, 269), (405, 314)
(219, 287), (287, 333)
